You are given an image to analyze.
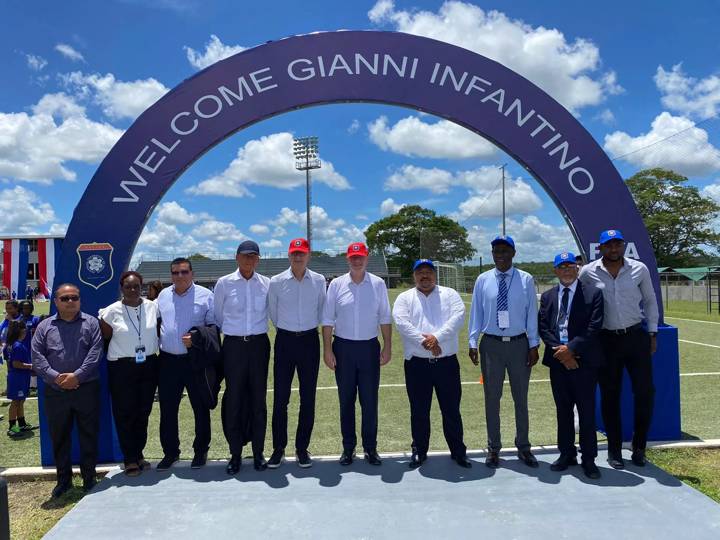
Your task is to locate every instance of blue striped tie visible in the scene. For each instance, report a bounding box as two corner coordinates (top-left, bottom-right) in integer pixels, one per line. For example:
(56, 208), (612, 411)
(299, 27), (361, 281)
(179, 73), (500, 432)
(496, 272), (508, 325)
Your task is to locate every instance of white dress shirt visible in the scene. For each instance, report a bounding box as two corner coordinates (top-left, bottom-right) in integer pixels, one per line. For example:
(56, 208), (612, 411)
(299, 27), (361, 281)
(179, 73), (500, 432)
(322, 271), (392, 340)
(556, 280), (578, 318)
(579, 257), (659, 332)
(392, 285), (465, 359)
(214, 270), (270, 336)
(101, 299), (160, 360)
(268, 267), (326, 332)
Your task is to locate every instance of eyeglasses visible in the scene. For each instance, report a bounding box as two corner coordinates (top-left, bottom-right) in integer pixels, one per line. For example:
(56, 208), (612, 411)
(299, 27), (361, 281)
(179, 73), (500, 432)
(58, 295), (80, 302)
(171, 270), (191, 276)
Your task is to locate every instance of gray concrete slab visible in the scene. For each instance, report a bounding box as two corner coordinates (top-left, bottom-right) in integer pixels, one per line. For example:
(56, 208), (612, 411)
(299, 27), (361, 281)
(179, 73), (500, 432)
(45, 450), (720, 539)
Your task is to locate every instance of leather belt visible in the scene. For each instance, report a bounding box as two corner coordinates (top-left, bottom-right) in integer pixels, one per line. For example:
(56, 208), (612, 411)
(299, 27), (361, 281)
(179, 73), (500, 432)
(277, 328), (317, 337)
(114, 354), (158, 363)
(483, 333), (526, 343)
(410, 354), (456, 364)
(603, 323), (643, 335)
(226, 333), (267, 342)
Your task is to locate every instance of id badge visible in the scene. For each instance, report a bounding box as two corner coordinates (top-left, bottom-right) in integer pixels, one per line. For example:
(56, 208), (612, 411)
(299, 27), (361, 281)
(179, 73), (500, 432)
(497, 310), (510, 329)
(559, 326), (569, 344)
(135, 345), (146, 364)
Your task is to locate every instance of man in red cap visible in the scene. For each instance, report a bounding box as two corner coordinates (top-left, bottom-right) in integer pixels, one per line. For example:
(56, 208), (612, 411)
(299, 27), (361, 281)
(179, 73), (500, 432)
(322, 242), (392, 466)
(266, 238), (326, 469)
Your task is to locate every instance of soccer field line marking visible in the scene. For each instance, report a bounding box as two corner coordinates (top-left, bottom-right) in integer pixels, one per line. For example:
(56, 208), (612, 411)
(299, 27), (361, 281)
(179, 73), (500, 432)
(679, 339), (720, 349)
(666, 316), (720, 325)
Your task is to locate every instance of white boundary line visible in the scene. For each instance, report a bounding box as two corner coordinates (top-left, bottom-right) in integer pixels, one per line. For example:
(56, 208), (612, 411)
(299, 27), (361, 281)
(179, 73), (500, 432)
(666, 316), (720, 325)
(680, 339), (720, 349)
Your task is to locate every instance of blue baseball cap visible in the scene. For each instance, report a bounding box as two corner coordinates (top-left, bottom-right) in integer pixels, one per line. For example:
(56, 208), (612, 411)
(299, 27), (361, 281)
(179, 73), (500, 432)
(599, 229), (624, 245)
(554, 252), (577, 267)
(413, 259), (436, 271)
(491, 235), (515, 249)
(237, 240), (260, 255)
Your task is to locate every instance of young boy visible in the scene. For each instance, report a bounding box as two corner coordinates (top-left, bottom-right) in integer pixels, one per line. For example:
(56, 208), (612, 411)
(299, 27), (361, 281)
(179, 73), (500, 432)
(6, 320), (35, 437)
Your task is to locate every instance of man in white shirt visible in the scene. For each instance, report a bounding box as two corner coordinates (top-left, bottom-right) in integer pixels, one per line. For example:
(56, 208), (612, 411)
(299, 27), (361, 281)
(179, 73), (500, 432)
(214, 240), (271, 474)
(267, 238), (326, 469)
(393, 259), (471, 469)
(322, 242), (392, 466)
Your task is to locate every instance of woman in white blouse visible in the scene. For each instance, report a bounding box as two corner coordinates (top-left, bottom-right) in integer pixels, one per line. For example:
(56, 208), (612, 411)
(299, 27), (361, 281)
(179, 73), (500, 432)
(100, 271), (160, 476)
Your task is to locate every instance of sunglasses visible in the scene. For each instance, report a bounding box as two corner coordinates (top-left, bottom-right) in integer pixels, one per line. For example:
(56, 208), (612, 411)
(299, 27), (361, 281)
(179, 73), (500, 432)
(171, 270), (191, 276)
(58, 295), (80, 302)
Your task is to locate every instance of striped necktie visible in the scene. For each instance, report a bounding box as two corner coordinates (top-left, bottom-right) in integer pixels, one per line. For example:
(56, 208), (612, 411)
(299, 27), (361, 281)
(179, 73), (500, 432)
(496, 272), (508, 325)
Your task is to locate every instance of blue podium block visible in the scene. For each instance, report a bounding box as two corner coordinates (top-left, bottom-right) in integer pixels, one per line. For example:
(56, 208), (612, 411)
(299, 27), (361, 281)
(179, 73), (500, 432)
(596, 324), (681, 441)
(39, 355), (123, 467)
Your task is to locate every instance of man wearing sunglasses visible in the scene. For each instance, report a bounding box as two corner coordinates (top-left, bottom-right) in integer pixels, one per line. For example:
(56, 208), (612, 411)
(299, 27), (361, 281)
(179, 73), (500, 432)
(31, 283), (103, 498)
(156, 257), (215, 471)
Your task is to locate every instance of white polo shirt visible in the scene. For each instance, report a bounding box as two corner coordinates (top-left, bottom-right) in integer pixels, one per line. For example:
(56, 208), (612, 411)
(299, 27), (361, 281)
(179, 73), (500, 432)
(392, 285), (465, 359)
(322, 271), (392, 341)
(214, 270), (270, 336)
(101, 299), (160, 361)
(268, 267), (326, 332)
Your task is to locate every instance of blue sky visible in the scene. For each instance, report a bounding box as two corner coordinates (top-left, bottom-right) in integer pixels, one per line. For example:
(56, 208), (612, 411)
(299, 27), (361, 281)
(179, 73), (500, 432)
(2, 0), (720, 266)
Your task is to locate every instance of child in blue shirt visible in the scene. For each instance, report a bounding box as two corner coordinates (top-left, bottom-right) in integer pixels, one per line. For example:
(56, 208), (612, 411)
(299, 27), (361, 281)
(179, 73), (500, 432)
(6, 320), (35, 437)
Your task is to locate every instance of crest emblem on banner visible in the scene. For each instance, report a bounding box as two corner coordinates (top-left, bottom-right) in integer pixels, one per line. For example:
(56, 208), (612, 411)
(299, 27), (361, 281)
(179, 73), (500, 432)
(77, 242), (114, 290)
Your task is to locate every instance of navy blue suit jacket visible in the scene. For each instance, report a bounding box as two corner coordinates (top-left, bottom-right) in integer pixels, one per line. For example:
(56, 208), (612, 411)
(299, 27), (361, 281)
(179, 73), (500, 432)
(538, 280), (604, 368)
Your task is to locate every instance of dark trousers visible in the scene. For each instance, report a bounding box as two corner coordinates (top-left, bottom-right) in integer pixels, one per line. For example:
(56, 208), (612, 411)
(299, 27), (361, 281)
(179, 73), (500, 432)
(404, 355), (466, 458)
(599, 329), (655, 454)
(223, 334), (270, 457)
(549, 365), (598, 460)
(333, 336), (380, 453)
(272, 329), (320, 452)
(108, 355), (158, 465)
(158, 351), (211, 457)
(43, 379), (100, 484)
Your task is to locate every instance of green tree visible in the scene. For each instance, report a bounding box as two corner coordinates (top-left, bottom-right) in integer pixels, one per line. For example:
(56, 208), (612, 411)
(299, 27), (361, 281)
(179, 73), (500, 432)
(188, 253), (211, 261)
(626, 168), (720, 266)
(365, 205), (476, 276)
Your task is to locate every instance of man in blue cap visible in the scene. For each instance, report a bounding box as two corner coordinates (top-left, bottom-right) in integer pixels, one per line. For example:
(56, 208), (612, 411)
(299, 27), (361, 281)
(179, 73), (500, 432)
(468, 235), (540, 468)
(214, 240), (271, 473)
(393, 259), (470, 469)
(539, 251), (604, 479)
(579, 229), (659, 469)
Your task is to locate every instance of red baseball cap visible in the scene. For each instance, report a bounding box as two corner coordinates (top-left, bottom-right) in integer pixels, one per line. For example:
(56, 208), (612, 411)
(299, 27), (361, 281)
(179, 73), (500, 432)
(346, 242), (369, 257)
(288, 238), (310, 254)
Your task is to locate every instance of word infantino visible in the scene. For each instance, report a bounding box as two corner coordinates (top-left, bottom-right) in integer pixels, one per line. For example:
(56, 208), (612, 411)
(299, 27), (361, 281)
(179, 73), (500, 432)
(113, 51), (594, 203)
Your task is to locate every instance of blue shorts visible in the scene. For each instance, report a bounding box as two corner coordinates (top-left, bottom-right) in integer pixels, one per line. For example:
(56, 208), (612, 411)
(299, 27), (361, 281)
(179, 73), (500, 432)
(6, 372), (31, 401)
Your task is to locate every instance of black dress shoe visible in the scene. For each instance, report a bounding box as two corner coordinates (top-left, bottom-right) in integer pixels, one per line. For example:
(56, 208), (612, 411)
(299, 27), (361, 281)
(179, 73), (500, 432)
(631, 449), (646, 466)
(453, 455), (472, 469)
(582, 460), (601, 479)
(296, 450), (313, 468)
(254, 455), (268, 471)
(51, 481), (72, 499)
(156, 454), (179, 471)
(191, 451), (208, 469)
(550, 455), (578, 472)
(267, 449), (284, 469)
(82, 477), (97, 493)
(226, 455), (242, 475)
(364, 450), (382, 466)
(339, 450), (355, 466)
(518, 449), (539, 468)
(607, 452), (625, 470)
(408, 452), (427, 469)
(485, 451), (500, 468)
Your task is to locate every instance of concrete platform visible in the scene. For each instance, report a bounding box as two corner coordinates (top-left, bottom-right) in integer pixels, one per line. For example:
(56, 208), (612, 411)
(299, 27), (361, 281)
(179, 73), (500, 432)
(45, 450), (720, 539)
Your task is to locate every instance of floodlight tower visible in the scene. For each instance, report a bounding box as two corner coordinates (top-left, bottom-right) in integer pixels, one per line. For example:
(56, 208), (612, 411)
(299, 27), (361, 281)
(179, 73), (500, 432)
(293, 136), (321, 250)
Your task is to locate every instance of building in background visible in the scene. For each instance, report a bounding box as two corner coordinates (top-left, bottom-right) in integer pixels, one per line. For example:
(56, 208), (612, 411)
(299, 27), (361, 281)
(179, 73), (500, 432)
(0, 235), (64, 299)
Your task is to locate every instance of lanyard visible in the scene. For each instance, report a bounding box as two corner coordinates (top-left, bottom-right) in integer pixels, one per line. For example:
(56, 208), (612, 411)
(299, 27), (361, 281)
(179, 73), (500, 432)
(124, 303), (142, 343)
(496, 268), (516, 296)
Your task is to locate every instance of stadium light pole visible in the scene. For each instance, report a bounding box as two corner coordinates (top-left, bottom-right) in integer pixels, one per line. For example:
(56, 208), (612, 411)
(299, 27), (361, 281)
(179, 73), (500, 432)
(499, 163), (507, 236)
(293, 136), (321, 250)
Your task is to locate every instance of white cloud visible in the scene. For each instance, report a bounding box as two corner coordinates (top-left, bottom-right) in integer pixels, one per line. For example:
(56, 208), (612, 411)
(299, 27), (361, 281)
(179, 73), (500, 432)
(368, 1), (621, 112)
(385, 165), (454, 194)
(272, 206), (345, 241)
(380, 197), (406, 215)
(594, 109), (616, 125)
(655, 64), (720, 120)
(702, 182), (720, 203)
(272, 226), (287, 238)
(368, 116), (496, 159)
(355, 214), (369, 220)
(455, 178), (542, 219)
(155, 201), (210, 225)
(347, 119), (361, 134)
(184, 34), (246, 70)
(249, 224), (270, 235)
(604, 112), (720, 176)
(55, 43), (85, 62)
(193, 220), (247, 242)
(187, 132), (351, 197)
(63, 71), (169, 120)
(0, 186), (58, 234)
(260, 239), (282, 249)
(26, 54), (47, 71)
(0, 93), (123, 183)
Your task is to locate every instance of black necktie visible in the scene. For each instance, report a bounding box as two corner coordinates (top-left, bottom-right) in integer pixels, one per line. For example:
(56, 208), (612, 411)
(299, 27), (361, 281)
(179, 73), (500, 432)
(559, 287), (570, 325)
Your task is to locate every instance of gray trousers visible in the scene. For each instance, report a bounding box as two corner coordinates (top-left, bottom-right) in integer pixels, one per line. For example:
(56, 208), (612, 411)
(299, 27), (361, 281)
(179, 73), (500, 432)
(479, 335), (531, 452)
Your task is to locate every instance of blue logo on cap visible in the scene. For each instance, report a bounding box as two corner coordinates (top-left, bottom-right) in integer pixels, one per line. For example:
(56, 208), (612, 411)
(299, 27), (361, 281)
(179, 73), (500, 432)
(413, 259), (435, 271)
(554, 251), (577, 267)
(599, 229), (625, 244)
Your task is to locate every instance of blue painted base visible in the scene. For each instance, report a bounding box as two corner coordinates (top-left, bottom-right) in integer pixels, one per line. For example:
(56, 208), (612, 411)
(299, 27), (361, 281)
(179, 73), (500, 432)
(595, 324), (681, 441)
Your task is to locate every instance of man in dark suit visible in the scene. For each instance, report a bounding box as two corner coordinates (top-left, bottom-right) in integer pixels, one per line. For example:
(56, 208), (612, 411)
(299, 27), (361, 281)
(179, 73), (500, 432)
(539, 252), (604, 479)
